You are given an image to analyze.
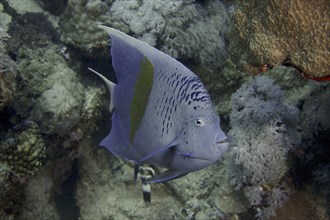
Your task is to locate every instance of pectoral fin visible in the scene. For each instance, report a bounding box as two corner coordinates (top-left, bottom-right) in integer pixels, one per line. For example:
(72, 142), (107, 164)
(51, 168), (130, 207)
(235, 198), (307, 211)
(147, 170), (187, 184)
(138, 138), (179, 164)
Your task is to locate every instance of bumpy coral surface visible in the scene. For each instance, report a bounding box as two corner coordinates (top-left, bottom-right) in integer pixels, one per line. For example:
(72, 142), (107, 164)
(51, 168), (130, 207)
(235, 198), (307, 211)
(0, 121), (46, 175)
(228, 75), (299, 219)
(228, 0), (330, 77)
(59, 0), (128, 56)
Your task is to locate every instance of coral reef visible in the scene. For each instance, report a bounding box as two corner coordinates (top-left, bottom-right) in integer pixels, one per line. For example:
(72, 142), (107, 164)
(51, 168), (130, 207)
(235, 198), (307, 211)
(59, 0), (230, 71)
(6, 12), (59, 54)
(76, 138), (185, 220)
(228, 0), (330, 77)
(0, 121), (46, 218)
(110, 0), (171, 46)
(39, 0), (67, 15)
(224, 68), (330, 219)
(5, 12), (105, 135)
(262, 66), (312, 106)
(11, 46), (84, 136)
(0, 53), (16, 111)
(111, 0), (230, 70)
(227, 75), (300, 219)
(0, 1), (329, 219)
(59, 0), (127, 56)
(300, 84), (330, 138)
(0, 28), (16, 111)
(17, 164), (61, 220)
(269, 190), (329, 220)
(0, 2), (12, 30)
(0, 5), (106, 218)
(160, 0), (230, 71)
(0, 121), (46, 175)
(75, 136), (247, 220)
(4, 0), (44, 14)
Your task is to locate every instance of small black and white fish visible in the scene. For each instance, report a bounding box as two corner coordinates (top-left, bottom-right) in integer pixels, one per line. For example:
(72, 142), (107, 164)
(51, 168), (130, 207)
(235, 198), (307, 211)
(134, 164), (155, 204)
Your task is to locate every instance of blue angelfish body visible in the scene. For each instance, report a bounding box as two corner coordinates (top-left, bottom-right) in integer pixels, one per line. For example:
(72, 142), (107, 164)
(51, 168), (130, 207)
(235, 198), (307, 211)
(92, 25), (228, 183)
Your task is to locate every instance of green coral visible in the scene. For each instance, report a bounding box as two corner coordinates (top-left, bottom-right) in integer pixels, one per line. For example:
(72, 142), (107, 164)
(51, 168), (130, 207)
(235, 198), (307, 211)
(0, 121), (45, 175)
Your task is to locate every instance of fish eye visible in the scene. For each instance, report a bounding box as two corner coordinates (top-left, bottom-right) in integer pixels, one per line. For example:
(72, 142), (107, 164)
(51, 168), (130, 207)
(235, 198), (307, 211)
(195, 118), (204, 127)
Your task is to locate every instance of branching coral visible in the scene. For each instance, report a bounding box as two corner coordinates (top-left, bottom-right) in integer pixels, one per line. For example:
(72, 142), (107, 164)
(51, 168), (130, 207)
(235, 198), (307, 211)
(160, 0), (230, 71)
(254, 186), (290, 219)
(228, 75), (299, 219)
(59, 0), (230, 72)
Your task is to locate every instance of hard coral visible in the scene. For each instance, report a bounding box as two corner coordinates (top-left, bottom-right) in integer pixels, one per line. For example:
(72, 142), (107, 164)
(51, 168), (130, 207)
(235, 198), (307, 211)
(59, 0), (128, 56)
(0, 121), (46, 176)
(14, 47), (85, 136)
(228, 0), (330, 77)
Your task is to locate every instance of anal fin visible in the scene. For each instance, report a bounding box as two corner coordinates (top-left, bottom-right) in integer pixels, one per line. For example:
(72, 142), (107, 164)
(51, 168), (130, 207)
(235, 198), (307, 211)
(100, 112), (137, 161)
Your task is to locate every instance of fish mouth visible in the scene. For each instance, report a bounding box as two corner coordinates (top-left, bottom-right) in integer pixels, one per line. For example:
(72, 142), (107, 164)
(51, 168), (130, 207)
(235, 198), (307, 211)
(216, 139), (229, 155)
(218, 140), (228, 144)
(217, 138), (228, 144)
(216, 138), (229, 148)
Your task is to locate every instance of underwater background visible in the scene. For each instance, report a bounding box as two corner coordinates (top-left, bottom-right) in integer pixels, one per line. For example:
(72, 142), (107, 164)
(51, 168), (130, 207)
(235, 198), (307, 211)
(0, 0), (329, 219)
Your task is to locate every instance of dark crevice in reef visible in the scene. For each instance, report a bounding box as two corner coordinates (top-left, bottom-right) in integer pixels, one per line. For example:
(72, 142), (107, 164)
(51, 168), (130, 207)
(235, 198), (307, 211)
(0, 0), (18, 17)
(54, 159), (80, 220)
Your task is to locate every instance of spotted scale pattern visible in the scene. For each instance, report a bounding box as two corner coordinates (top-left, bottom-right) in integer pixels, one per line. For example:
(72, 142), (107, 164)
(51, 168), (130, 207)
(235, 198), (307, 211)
(133, 60), (213, 160)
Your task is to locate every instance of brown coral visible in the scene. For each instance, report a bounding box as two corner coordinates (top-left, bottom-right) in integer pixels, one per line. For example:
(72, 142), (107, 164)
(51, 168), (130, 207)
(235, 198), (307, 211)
(228, 0), (330, 78)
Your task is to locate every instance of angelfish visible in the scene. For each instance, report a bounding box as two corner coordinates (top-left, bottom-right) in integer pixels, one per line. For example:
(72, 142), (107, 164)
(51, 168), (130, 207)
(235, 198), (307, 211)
(90, 25), (229, 183)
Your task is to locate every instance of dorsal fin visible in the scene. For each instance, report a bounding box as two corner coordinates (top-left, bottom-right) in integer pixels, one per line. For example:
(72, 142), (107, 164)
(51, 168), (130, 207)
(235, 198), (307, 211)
(97, 25), (185, 82)
(98, 25), (157, 143)
(88, 67), (116, 112)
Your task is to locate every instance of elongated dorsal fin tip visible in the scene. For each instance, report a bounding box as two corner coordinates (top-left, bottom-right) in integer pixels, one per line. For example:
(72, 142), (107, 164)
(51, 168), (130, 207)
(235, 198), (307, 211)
(98, 25), (120, 36)
(88, 67), (116, 112)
